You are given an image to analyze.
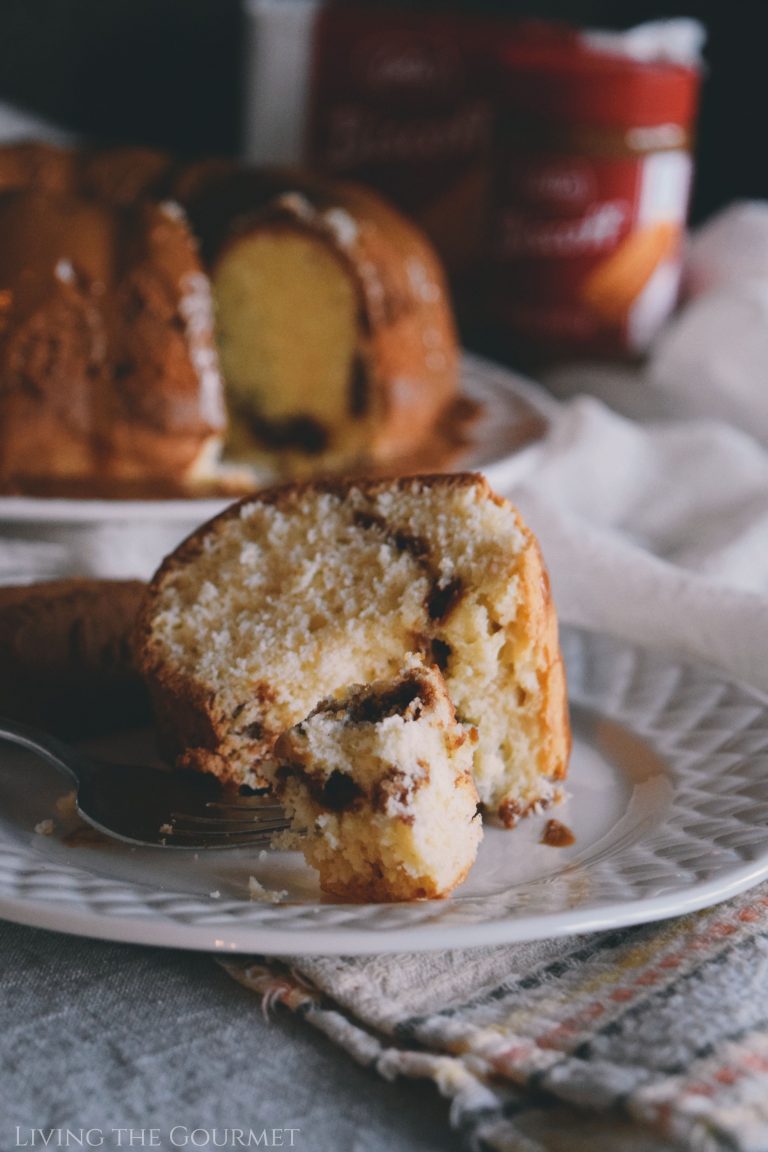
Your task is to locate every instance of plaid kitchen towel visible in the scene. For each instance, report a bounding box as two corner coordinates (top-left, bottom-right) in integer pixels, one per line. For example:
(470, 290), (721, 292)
(224, 884), (768, 1152)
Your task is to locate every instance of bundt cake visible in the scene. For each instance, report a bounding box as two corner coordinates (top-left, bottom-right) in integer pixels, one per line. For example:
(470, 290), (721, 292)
(136, 473), (570, 825)
(0, 187), (225, 493)
(78, 145), (181, 207)
(270, 662), (483, 901)
(0, 141), (460, 490)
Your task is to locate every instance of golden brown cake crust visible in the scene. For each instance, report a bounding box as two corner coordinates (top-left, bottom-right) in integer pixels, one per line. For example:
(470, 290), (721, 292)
(135, 472), (570, 804)
(0, 188), (225, 494)
(0, 578), (150, 738)
(78, 145), (178, 206)
(318, 859), (476, 903)
(0, 141), (78, 196)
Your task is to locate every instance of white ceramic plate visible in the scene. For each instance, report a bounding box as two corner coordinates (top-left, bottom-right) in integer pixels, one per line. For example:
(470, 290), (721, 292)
(2, 627), (768, 955)
(0, 355), (554, 582)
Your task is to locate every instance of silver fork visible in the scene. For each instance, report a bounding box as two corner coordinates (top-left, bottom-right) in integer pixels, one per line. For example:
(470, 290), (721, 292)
(0, 717), (289, 849)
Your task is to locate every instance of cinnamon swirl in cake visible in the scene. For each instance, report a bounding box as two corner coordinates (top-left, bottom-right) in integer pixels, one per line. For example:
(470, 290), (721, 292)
(271, 662), (482, 901)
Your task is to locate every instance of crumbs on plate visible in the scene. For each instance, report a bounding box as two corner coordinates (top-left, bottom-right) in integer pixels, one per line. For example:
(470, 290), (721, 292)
(248, 876), (288, 903)
(33, 790), (78, 835)
(541, 818), (576, 847)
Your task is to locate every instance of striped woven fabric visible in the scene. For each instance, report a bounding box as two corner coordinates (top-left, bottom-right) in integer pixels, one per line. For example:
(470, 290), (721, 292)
(224, 883), (768, 1152)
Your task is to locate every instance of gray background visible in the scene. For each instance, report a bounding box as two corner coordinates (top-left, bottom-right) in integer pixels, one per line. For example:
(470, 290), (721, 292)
(0, 918), (464, 1152)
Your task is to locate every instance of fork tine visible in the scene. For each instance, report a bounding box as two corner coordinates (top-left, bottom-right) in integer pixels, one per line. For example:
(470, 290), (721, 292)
(172, 808), (282, 823)
(170, 813), (289, 834)
(205, 799), (285, 813)
(164, 828), (282, 847)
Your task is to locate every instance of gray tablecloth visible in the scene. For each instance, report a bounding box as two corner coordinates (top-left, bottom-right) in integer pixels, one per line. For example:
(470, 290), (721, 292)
(0, 919), (463, 1152)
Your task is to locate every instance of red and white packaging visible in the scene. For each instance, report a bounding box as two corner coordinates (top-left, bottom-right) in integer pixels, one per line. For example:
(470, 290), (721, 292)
(487, 21), (703, 361)
(243, 5), (703, 362)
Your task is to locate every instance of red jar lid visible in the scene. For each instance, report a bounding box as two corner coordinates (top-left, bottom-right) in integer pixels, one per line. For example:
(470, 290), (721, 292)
(499, 25), (700, 129)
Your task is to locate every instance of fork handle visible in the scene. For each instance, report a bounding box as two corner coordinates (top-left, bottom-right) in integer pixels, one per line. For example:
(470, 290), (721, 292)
(0, 716), (81, 790)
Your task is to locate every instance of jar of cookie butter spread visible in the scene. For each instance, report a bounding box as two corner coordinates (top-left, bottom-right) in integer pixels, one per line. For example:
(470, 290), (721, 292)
(488, 22), (702, 362)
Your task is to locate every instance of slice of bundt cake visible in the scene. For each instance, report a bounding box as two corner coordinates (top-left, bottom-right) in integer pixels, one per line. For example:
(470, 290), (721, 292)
(270, 662), (482, 901)
(194, 176), (459, 476)
(136, 473), (569, 825)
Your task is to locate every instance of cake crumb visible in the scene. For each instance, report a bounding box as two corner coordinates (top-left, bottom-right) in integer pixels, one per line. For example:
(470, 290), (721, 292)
(270, 829), (303, 852)
(55, 791), (77, 819)
(541, 818), (575, 848)
(248, 876), (288, 903)
(210, 890), (221, 899)
(34, 819), (54, 836)
(159, 822), (173, 836)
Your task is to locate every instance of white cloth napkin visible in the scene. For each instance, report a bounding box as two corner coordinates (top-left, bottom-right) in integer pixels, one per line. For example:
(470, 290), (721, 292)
(491, 393), (768, 696)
